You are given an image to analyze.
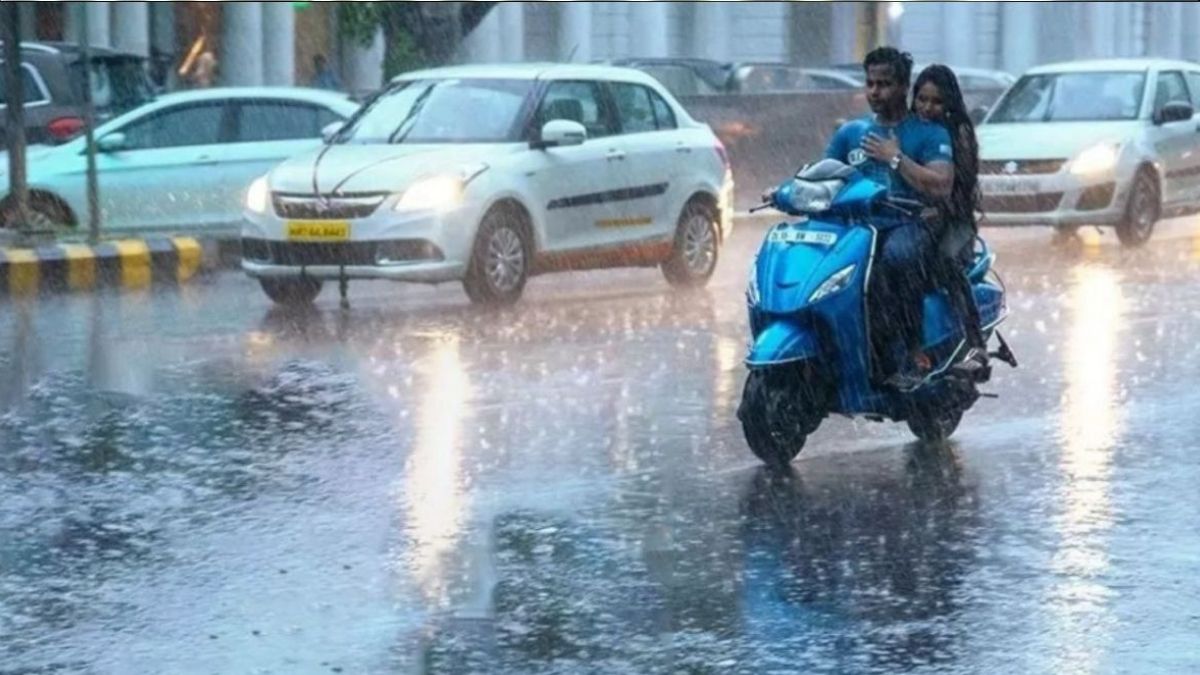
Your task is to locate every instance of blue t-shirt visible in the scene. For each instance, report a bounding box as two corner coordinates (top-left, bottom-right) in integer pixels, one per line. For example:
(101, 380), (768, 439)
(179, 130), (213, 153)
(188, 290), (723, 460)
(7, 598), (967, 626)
(824, 114), (953, 201)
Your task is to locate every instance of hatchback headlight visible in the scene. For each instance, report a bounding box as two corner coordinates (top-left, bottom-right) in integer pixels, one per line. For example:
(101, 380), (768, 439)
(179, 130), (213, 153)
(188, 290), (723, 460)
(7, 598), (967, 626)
(395, 175), (464, 212)
(1069, 144), (1120, 176)
(245, 175), (270, 214)
(808, 264), (857, 303)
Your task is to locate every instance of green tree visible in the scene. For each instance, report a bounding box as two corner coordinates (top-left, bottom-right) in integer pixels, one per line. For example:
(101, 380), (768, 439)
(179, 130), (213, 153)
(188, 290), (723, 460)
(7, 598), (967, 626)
(339, 2), (497, 80)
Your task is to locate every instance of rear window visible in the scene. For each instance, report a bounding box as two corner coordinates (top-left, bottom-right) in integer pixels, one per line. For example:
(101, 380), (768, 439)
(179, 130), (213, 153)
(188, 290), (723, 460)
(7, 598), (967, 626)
(0, 63), (49, 106)
(69, 58), (155, 114)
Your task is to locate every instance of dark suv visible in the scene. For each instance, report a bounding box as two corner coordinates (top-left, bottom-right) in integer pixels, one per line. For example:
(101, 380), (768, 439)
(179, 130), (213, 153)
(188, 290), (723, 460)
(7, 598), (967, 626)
(1, 41), (155, 149)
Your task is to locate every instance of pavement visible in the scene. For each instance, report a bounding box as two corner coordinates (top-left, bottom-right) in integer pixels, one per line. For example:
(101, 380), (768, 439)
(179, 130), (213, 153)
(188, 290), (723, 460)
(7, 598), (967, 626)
(2, 214), (1200, 673)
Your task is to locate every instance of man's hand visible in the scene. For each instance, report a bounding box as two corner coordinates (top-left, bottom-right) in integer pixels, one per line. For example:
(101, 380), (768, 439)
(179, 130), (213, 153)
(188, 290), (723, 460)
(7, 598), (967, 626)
(862, 132), (901, 164)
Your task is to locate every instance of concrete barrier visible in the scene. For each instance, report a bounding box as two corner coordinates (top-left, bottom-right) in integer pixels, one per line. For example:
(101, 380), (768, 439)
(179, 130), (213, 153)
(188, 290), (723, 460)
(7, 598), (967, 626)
(0, 237), (204, 297)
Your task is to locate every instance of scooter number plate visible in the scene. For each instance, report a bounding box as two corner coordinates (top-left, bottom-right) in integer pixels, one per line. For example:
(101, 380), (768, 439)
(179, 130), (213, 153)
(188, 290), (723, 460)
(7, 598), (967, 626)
(769, 229), (838, 246)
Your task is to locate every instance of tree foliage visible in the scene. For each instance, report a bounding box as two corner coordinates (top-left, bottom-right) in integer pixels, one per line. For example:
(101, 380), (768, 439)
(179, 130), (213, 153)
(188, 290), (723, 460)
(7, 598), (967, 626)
(338, 2), (497, 79)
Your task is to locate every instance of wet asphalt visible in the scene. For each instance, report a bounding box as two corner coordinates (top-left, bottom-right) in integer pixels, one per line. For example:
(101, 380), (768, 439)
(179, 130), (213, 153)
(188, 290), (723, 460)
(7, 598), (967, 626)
(2, 216), (1200, 674)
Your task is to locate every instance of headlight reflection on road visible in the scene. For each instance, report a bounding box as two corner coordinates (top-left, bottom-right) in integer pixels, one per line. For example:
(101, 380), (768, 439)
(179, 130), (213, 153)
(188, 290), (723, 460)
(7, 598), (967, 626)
(1050, 264), (1126, 670)
(405, 333), (472, 601)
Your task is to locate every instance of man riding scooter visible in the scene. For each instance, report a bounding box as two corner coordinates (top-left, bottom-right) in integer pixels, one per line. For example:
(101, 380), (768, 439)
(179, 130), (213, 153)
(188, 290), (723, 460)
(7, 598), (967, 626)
(824, 47), (955, 388)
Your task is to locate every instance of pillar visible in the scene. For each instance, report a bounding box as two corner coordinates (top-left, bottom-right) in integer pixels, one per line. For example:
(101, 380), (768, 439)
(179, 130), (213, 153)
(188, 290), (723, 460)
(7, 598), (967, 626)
(1001, 2), (1037, 74)
(692, 1), (730, 62)
(557, 2), (591, 62)
(499, 2), (525, 62)
(1147, 3), (1182, 59)
(221, 2), (264, 86)
(65, 2), (112, 48)
(111, 2), (149, 57)
(630, 2), (669, 58)
(262, 1), (295, 85)
(943, 3), (975, 67)
(341, 27), (384, 96)
(830, 1), (857, 64)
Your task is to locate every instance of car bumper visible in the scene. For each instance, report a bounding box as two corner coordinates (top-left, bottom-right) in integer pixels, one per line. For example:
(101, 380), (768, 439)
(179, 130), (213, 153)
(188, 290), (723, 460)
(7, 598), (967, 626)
(241, 200), (484, 282)
(979, 171), (1128, 228)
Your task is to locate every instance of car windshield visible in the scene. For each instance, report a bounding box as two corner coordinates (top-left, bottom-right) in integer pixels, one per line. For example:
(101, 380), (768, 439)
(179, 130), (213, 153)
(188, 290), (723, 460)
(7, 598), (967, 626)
(69, 57), (156, 115)
(988, 71), (1146, 123)
(334, 78), (533, 144)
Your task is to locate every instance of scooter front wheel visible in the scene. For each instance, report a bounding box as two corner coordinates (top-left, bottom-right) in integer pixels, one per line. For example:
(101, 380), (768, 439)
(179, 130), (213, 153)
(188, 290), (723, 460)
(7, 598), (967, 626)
(738, 368), (823, 468)
(906, 404), (964, 443)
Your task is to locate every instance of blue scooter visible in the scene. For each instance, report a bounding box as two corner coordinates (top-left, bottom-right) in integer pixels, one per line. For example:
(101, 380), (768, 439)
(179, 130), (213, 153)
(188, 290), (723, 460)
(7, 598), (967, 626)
(738, 159), (1017, 466)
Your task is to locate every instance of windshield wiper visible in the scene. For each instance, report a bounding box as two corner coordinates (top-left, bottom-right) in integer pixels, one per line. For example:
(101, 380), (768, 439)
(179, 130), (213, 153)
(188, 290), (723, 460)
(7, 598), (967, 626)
(388, 84), (436, 144)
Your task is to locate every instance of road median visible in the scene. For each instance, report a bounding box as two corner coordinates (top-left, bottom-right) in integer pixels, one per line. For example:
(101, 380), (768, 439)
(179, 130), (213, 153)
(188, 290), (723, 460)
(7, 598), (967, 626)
(0, 236), (206, 297)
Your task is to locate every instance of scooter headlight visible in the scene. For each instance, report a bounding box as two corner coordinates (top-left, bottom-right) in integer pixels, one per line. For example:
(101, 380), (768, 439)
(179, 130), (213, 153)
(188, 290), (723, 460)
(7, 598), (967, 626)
(808, 264), (857, 303)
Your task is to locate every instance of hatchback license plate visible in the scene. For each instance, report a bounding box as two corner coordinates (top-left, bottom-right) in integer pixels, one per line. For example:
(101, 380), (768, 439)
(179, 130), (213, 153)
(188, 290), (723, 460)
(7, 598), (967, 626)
(287, 220), (350, 241)
(985, 178), (1041, 195)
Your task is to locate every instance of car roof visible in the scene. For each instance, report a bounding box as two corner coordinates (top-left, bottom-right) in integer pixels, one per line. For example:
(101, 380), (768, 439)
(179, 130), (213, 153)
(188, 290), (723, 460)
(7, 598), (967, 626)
(5, 40), (142, 60)
(149, 86), (355, 108)
(392, 62), (663, 86)
(1027, 58), (1200, 75)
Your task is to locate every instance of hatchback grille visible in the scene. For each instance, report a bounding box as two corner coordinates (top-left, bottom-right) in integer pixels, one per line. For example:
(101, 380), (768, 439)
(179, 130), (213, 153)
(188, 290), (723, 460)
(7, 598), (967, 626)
(272, 193), (387, 220)
(242, 239), (443, 266)
(981, 192), (1064, 213)
(979, 159), (1066, 175)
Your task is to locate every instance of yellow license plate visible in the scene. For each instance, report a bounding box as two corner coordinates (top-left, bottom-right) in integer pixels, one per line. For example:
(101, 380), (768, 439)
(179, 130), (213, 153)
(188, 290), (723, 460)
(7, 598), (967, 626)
(286, 220), (350, 241)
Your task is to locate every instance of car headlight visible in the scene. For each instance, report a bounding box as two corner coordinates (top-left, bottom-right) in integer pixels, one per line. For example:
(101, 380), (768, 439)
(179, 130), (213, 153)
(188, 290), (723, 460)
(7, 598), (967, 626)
(245, 175), (269, 214)
(1069, 144), (1120, 176)
(394, 164), (488, 213)
(395, 175), (464, 212)
(808, 264), (857, 303)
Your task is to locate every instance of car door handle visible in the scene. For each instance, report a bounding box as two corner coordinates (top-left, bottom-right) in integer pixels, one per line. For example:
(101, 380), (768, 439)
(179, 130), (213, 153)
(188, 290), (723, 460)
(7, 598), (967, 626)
(606, 149), (626, 161)
(196, 155), (219, 166)
(676, 145), (692, 154)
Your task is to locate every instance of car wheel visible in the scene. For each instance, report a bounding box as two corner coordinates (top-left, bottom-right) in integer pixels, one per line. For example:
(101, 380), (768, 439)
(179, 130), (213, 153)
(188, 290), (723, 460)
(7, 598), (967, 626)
(0, 194), (74, 233)
(259, 277), (322, 306)
(662, 201), (719, 288)
(463, 207), (531, 305)
(1115, 170), (1159, 247)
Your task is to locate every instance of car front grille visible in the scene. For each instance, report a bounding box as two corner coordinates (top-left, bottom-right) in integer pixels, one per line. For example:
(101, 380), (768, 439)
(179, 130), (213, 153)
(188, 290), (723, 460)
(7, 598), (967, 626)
(272, 193), (388, 220)
(981, 192), (1064, 213)
(242, 239), (443, 266)
(980, 159), (1066, 175)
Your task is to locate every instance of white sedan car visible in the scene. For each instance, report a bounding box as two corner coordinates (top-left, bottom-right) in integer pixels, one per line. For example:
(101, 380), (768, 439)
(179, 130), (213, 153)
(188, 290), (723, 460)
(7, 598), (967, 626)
(0, 88), (358, 235)
(978, 58), (1200, 245)
(242, 63), (734, 305)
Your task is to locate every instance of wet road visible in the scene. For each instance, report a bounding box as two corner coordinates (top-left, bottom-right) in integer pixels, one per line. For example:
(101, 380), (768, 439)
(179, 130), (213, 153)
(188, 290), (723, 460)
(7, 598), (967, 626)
(3, 217), (1200, 674)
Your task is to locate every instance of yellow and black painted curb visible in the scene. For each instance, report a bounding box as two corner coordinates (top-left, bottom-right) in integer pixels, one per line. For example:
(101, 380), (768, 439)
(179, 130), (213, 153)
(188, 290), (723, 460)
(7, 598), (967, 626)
(0, 237), (204, 297)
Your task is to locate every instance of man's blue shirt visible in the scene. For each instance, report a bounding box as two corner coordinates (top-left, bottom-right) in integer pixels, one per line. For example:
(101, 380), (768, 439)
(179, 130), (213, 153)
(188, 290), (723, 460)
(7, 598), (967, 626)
(824, 114), (953, 201)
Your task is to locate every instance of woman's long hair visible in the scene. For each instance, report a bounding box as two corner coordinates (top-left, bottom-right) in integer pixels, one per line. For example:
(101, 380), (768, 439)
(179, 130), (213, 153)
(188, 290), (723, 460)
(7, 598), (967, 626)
(912, 65), (980, 228)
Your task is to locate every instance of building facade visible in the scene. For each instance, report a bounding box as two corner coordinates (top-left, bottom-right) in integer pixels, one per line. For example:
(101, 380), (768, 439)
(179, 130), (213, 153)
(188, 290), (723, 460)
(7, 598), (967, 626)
(461, 1), (1200, 72)
(12, 2), (1200, 95)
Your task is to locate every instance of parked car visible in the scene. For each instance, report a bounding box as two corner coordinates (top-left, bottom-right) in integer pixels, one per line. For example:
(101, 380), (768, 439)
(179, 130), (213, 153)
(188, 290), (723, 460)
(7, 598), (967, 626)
(0, 87), (358, 234)
(0, 41), (155, 148)
(728, 63), (860, 94)
(977, 58), (1200, 245)
(601, 58), (733, 98)
(242, 64), (734, 306)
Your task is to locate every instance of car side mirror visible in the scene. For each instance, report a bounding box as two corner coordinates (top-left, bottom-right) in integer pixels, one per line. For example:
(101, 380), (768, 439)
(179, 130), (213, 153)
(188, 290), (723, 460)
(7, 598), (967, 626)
(969, 105), (990, 125)
(96, 132), (127, 153)
(1153, 101), (1194, 125)
(533, 120), (587, 149)
(321, 121), (343, 144)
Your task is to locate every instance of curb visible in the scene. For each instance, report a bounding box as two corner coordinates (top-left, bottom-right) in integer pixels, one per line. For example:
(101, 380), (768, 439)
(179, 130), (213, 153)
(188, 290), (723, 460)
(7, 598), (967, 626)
(0, 237), (205, 297)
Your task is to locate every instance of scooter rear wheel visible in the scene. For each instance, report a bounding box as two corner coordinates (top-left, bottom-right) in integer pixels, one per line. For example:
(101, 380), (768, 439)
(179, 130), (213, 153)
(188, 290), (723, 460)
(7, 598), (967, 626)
(738, 369), (822, 468)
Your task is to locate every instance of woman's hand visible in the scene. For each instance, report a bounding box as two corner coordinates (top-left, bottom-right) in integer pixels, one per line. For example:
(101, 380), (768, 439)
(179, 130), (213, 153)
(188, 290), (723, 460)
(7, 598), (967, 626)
(862, 132), (901, 164)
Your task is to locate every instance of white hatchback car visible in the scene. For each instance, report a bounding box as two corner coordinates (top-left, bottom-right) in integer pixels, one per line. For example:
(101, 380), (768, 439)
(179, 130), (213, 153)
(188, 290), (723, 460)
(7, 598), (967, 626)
(241, 63), (734, 305)
(978, 59), (1200, 245)
(1, 88), (358, 235)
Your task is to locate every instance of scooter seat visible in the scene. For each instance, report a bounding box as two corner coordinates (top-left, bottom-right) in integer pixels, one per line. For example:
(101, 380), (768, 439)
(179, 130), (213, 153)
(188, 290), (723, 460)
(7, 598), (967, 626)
(796, 159), (856, 181)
